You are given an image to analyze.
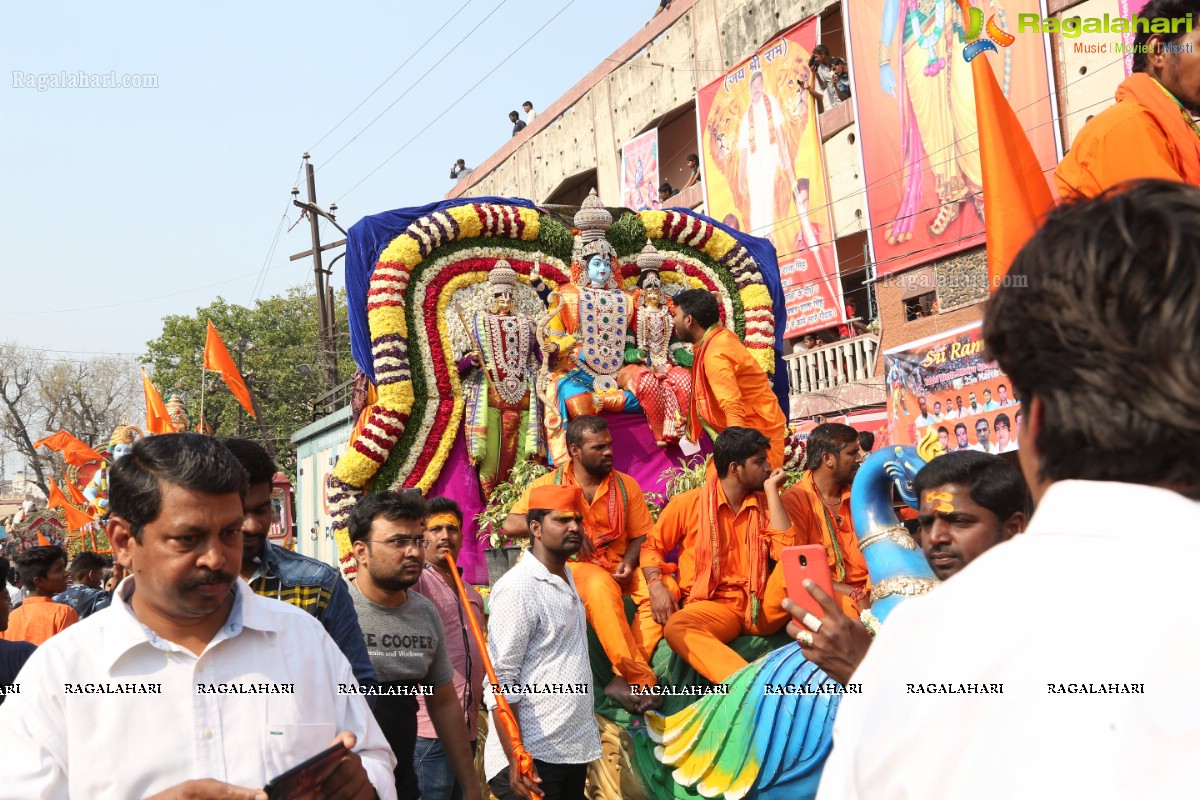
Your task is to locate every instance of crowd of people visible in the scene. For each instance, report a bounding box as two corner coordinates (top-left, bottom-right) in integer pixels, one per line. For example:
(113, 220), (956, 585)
(2, 181), (1200, 798)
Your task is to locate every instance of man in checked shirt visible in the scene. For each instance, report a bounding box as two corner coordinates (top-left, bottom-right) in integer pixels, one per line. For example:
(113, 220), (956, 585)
(221, 438), (377, 696)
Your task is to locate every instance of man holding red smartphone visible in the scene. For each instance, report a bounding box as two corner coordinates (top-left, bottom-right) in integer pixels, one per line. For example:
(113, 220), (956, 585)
(781, 423), (870, 618)
(641, 427), (798, 685)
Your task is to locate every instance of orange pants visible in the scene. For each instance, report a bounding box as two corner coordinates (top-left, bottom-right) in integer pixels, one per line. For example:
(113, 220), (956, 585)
(661, 563), (790, 685)
(568, 561), (677, 688)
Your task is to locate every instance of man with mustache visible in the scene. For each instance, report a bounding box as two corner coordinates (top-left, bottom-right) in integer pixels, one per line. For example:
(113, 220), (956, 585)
(486, 484), (602, 800)
(0, 433), (396, 799)
(504, 415), (663, 713)
(349, 491), (482, 800)
(784, 451), (1028, 685)
(781, 423), (870, 618)
(221, 438), (376, 698)
(412, 497), (487, 800)
(642, 427), (796, 684)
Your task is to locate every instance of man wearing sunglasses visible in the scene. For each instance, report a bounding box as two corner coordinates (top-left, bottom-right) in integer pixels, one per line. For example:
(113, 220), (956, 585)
(349, 491), (482, 800)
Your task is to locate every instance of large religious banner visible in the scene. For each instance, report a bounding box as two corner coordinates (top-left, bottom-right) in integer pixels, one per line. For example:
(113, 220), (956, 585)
(885, 322), (1021, 454)
(697, 17), (843, 338)
(846, 0), (1058, 277)
(621, 128), (662, 211)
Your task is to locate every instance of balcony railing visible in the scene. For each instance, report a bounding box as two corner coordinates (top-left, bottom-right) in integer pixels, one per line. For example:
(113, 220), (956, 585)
(784, 333), (880, 396)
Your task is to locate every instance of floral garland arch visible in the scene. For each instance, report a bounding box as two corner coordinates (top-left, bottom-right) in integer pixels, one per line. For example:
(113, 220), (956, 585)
(330, 201), (781, 577)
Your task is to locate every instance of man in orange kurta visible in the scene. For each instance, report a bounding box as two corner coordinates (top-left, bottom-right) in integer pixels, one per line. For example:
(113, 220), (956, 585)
(781, 423), (870, 619)
(671, 289), (787, 468)
(504, 416), (665, 711)
(1055, 12), (1200, 198)
(641, 427), (797, 685)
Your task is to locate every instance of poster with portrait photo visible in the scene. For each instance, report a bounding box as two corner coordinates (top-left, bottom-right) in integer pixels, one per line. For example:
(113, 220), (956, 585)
(885, 321), (1021, 454)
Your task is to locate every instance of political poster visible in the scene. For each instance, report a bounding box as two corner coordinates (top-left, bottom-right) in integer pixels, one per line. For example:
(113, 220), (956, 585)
(621, 129), (662, 211)
(845, 0), (1057, 277)
(697, 16), (843, 338)
(885, 322), (1021, 454)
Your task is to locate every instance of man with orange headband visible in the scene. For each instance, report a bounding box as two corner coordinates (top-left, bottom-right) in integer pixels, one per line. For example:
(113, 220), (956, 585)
(641, 427), (797, 685)
(671, 289), (787, 468)
(486, 483), (602, 800)
(503, 415), (665, 713)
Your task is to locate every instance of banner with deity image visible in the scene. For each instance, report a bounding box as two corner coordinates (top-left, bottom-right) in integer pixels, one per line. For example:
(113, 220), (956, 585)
(697, 16), (843, 338)
(621, 128), (662, 211)
(845, 0), (1057, 277)
(885, 322), (1021, 455)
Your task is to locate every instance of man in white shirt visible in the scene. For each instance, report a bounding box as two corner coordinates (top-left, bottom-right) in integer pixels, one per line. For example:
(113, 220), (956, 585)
(968, 418), (997, 454)
(913, 396), (936, 429)
(0, 433), (396, 800)
(816, 180), (1200, 798)
(485, 484), (601, 800)
(522, 100), (535, 123)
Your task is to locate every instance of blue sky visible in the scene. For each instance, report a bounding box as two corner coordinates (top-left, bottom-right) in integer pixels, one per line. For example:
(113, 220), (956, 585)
(0, 0), (640, 358)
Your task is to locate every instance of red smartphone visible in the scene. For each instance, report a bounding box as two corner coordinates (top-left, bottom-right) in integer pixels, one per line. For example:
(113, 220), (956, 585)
(781, 545), (835, 620)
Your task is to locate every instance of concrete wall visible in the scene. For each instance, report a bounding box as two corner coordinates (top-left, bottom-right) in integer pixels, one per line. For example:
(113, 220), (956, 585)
(448, 0), (843, 205)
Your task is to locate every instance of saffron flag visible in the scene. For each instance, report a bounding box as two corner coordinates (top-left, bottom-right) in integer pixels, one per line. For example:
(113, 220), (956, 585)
(37, 532), (52, 547)
(65, 480), (89, 506)
(971, 54), (1056, 291)
(46, 477), (70, 510)
(62, 503), (96, 533)
(32, 430), (106, 467)
(203, 321), (256, 417)
(141, 367), (175, 435)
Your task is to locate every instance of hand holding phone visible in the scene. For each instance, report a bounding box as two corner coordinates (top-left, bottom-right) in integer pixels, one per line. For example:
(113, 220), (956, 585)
(263, 742), (348, 800)
(781, 545), (835, 621)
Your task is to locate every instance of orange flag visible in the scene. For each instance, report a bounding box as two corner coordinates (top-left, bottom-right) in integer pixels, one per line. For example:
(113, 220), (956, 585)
(203, 321), (256, 417)
(37, 532), (52, 547)
(65, 480), (89, 506)
(141, 367), (175, 435)
(46, 478), (70, 510)
(62, 504), (96, 533)
(971, 53), (1056, 291)
(33, 430), (106, 466)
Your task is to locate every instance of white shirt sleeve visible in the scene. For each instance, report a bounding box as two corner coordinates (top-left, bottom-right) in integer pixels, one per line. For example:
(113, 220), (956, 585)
(0, 646), (69, 799)
(321, 623), (398, 800)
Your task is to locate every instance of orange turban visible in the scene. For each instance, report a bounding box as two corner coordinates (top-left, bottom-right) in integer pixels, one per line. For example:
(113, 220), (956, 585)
(527, 484), (584, 514)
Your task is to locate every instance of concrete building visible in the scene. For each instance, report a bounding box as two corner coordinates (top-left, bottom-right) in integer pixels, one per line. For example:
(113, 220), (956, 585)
(447, 0), (1135, 428)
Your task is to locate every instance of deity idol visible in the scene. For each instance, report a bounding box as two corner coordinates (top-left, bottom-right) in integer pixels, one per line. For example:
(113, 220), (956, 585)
(460, 260), (544, 498)
(617, 241), (693, 447)
(879, 0), (987, 243)
(165, 393), (191, 433)
(542, 189), (638, 462)
(82, 422), (142, 513)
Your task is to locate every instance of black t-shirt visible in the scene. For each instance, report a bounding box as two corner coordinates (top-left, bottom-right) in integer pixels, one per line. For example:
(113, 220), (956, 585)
(512, 119), (527, 136)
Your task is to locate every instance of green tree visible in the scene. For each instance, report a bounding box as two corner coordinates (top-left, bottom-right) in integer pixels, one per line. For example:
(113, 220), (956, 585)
(143, 285), (351, 475)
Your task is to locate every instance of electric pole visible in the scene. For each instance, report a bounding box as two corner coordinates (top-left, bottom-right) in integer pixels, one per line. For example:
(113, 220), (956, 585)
(290, 153), (348, 394)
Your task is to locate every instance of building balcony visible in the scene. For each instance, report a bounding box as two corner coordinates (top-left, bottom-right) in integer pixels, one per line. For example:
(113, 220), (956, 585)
(783, 333), (887, 420)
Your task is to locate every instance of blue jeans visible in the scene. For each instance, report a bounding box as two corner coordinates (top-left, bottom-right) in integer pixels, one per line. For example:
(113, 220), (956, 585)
(413, 736), (477, 800)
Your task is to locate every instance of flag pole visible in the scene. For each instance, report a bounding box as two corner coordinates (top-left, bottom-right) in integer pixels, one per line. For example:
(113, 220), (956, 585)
(443, 550), (537, 786)
(199, 366), (207, 434)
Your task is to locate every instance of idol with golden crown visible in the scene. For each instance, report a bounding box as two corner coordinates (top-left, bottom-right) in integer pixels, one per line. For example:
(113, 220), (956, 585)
(616, 241), (693, 447)
(540, 189), (639, 461)
(82, 422), (142, 513)
(460, 259), (545, 498)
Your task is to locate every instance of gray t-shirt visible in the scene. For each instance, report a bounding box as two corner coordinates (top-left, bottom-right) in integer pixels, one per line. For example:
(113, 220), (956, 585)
(351, 581), (454, 687)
